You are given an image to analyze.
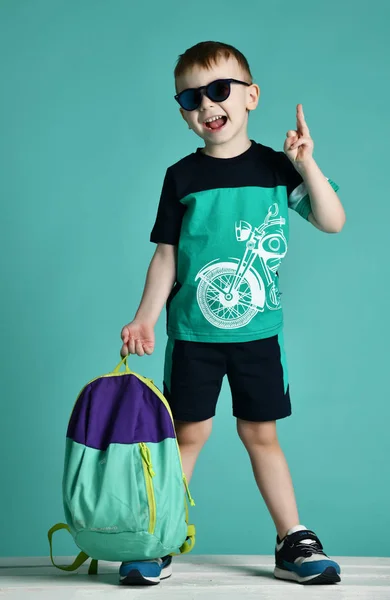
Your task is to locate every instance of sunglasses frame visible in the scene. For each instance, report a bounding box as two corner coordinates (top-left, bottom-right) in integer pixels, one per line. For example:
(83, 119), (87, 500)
(174, 78), (251, 111)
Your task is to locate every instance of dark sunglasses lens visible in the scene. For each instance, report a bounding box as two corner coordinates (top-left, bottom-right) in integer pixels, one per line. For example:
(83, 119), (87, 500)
(208, 80), (231, 102)
(179, 89), (201, 110)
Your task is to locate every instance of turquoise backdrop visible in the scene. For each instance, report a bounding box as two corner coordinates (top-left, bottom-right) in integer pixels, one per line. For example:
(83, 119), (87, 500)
(1, 0), (389, 558)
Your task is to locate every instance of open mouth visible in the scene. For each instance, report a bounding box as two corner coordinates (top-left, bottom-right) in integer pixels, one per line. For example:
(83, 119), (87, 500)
(203, 115), (228, 132)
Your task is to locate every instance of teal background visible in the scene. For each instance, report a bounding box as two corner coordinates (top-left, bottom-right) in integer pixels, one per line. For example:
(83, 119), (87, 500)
(1, 0), (389, 558)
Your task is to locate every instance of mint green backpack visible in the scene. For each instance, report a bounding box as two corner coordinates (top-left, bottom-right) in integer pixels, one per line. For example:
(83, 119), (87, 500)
(48, 357), (195, 574)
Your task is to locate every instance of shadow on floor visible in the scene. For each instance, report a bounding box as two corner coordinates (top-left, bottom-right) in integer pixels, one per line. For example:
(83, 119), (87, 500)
(212, 563), (275, 579)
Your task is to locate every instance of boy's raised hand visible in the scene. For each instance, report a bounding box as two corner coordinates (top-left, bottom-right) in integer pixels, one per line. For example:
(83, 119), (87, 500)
(120, 321), (155, 357)
(284, 104), (314, 167)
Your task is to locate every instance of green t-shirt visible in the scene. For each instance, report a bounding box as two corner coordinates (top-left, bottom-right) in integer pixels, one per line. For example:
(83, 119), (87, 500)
(151, 141), (339, 343)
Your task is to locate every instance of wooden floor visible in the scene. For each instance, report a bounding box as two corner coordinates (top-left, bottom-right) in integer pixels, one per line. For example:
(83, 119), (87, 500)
(1, 555), (390, 599)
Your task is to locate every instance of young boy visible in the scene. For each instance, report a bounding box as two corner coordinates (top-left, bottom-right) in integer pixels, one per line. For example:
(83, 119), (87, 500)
(120, 41), (345, 587)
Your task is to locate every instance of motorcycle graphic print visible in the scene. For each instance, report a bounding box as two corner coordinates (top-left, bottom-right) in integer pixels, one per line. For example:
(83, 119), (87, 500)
(195, 203), (287, 330)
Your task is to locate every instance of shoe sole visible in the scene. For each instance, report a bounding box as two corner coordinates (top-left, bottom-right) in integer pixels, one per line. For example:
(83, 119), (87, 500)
(274, 566), (341, 585)
(120, 564), (172, 586)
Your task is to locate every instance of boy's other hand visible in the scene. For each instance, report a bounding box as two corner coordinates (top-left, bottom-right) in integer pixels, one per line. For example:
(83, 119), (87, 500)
(120, 321), (155, 357)
(284, 103), (314, 168)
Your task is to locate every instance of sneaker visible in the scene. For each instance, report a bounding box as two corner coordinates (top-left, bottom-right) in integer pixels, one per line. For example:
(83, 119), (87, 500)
(274, 525), (341, 585)
(119, 555), (172, 586)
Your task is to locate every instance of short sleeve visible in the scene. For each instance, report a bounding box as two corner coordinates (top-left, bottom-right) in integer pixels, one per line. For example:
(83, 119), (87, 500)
(277, 152), (340, 221)
(150, 168), (185, 245)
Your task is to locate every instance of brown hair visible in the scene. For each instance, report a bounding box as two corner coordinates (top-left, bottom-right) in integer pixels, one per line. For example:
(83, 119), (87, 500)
(174, 41), (253, 85)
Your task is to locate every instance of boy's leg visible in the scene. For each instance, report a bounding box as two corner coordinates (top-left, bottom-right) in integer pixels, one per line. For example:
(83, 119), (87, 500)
(164, 338), (226, 483)
(175, 419), (213, 483)
(237, 419), (340, 584)
(237, 419), (298, 539)
(228, 335), (341, 585)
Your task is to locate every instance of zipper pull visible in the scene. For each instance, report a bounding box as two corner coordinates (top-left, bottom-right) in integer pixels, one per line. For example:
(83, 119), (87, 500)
(140, 443), (156, 477)
(183, 474), (195, 506)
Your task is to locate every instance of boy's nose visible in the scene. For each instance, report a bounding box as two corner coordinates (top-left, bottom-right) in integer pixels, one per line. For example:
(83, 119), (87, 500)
(199, 91), (215, 110)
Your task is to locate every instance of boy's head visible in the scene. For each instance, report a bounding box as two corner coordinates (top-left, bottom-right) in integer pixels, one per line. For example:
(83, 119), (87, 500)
(174, 42), (260, 151)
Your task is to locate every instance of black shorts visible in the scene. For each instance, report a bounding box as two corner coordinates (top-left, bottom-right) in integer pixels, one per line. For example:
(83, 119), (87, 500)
(163, 334), (291, 423)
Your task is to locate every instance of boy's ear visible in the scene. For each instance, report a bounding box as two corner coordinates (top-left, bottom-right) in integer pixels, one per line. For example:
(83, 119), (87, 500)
(247, 84), (260, 112)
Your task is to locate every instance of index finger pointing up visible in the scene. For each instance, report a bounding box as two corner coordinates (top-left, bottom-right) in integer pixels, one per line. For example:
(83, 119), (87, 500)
(296, 103), (310, 136)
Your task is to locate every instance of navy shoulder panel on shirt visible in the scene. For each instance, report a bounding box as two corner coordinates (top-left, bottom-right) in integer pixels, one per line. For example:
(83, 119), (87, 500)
(165, 141), (301, 201)
(150, 141), (304, 246)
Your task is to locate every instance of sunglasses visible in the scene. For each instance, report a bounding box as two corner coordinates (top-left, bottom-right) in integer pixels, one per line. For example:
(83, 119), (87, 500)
(174, 78), (251, 111)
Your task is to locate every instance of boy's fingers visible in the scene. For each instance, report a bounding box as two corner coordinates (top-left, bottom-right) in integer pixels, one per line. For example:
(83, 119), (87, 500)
(144, 343), (154, 356)
(129, 337), (136, 354)
(120, 344), (129, 357)
(135, 340), (145, 356)
(297, 107), (310, 136)
(290, 136), (311, 149)
(285, 138), (297, 151)
(121, 326), (129, 343)
(285, 132), (298, 147)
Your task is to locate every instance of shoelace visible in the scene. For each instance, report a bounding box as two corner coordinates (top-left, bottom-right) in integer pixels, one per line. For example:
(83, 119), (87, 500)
(294, 540), (325, 557)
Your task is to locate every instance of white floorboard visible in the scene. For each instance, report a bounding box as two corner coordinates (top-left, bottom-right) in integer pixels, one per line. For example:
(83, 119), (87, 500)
(1, 556), (390, 599)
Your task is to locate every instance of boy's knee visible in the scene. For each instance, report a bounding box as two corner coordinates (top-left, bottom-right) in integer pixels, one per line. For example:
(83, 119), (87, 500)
(175, 418), (213, 448)
(237, 418), (278, 448)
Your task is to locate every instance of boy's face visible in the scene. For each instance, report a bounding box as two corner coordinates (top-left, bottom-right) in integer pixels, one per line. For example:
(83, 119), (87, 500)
(176, 56), (259, 151)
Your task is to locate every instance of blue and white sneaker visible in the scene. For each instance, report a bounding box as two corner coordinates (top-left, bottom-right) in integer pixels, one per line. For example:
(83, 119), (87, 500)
(274, 525), (341, 585)
(119, 555), (172, 586)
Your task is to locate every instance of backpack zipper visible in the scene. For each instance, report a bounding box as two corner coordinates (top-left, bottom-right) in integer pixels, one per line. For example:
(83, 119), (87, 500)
(138, 376), (196, 507)
(139, 443), (156, 534)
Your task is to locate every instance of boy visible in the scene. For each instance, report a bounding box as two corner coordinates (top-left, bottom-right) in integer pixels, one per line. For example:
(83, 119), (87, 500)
(120, 41), (345, 586)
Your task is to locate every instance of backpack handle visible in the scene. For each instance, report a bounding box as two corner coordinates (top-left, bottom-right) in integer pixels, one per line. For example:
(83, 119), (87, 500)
(113, 355), (133, 374)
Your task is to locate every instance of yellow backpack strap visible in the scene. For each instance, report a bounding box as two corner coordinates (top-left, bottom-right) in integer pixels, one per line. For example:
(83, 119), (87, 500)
(170, 501), (196, 557)
(179, 523), (196, 555)
(174, 497), (196, 555)
(48, 523), (98, 574)
(88, 559), (98, 575)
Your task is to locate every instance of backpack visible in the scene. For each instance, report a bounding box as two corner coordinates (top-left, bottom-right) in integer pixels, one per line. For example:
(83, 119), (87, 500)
(48, 356), (195, 575)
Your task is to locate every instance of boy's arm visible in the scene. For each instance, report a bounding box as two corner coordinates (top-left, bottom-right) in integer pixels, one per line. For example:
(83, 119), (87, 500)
(284, 104), (346, 234)
(297, 158), (345, 233)
(121, 243), (176, 357)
